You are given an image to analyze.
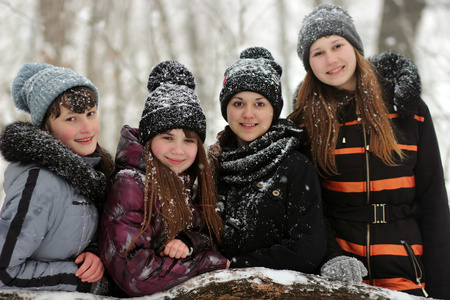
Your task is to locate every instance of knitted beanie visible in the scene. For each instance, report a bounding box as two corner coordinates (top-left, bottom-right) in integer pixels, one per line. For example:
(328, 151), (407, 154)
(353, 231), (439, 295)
(139, 60), (206, 145)
(219, 47), (283, 121)
(11, 63), (99, 126)
(297, 4), (364, 71)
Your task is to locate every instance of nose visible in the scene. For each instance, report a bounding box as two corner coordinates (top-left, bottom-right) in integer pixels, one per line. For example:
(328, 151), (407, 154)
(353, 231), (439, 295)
(326, 53), (338, 65)
(80, 118), (93, 133)
(171, 142), (184, 155)
(242, 106), (255, 119)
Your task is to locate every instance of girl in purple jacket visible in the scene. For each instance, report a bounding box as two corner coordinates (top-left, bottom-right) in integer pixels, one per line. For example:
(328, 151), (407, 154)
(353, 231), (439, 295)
(99, 61), (229, 297)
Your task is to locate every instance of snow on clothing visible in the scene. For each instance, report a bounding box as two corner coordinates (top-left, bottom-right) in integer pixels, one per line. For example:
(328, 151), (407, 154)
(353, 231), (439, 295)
(214, 120), (327, 272)
(305, 51), (450, 298)
(99, 125), (228, 297)
(0, 122), (106, 292)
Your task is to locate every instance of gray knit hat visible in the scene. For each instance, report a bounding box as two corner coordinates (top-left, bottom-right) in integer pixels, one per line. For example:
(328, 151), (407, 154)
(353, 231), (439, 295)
(139, 60), (206, 145)
(219, 47), (283, 121)
(11, 63), (99, 126)
(297, 4), (364, 71)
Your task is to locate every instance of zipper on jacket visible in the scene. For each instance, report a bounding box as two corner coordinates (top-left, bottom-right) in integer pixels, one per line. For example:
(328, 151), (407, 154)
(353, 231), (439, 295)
(401, 240), (428, 297)
(362, 124), (373, 285)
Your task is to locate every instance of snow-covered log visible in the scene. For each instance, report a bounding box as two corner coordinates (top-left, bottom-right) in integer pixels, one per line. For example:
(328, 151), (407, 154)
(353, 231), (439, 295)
(0, 267), (428, 299)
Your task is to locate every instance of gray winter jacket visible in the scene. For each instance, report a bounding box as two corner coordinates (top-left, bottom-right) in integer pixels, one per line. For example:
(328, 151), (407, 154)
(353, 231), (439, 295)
(0, 122), (107, 292)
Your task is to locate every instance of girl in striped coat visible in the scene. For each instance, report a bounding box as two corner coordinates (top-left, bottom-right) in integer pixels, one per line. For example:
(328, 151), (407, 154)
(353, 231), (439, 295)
(289, 4), (450, 299)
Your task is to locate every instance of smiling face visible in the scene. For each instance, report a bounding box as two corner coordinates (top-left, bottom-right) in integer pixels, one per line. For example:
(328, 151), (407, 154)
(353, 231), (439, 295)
(309, 35), (357, 92)
(226, 91), (274, 147)
(46, 105), (99, 156)
(151, 129), (198, 174)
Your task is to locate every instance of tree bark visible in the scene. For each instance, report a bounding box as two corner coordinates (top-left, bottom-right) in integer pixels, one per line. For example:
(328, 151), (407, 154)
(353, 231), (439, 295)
(378, 0), (425, 60)
(0, 267), (426, 299)
(38, 0), (70, 65)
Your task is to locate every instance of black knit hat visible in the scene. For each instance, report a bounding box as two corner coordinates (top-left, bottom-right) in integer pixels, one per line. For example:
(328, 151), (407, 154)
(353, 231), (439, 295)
(139, 60), (206, 145)
(219, 47), (283, 121)
(297, 4), (364, 71)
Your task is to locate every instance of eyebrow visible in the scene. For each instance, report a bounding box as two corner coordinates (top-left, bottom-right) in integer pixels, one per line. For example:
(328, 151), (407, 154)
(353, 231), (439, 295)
(59, 110), (77, 117)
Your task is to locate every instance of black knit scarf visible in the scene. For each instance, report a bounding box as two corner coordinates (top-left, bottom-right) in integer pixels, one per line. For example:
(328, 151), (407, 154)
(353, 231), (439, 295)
(218, 120), (302, 184)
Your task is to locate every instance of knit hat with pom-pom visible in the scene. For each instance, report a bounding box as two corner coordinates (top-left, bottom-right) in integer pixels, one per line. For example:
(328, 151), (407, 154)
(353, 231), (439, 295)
(219, 46), (283, 121)
(139, 60), (206, 145)
(11, 63), (98, 126)
(297, 4), (364, 71)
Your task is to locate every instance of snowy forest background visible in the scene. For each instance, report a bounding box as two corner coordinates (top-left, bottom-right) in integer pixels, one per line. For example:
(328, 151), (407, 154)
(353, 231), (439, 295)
(0, 0), (449, 205)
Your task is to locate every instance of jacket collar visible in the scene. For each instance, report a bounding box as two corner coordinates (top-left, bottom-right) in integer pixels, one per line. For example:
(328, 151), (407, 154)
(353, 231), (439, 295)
(0, 121), (106, 203)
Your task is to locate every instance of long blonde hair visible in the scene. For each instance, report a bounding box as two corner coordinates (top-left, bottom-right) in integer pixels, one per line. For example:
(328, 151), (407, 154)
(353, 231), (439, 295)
(288, 49), (403, 176)
(126, 129), (223, 257)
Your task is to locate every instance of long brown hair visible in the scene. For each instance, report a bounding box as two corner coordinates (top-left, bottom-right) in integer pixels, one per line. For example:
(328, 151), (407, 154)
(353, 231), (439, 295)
(288, 49), (403, 176)
(41, 86), (115, 179)
(126, 129), (223, 257)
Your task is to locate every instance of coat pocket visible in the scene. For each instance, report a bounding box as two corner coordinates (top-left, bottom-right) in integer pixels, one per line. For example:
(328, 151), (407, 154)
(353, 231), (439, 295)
(400, 240), (428, 297)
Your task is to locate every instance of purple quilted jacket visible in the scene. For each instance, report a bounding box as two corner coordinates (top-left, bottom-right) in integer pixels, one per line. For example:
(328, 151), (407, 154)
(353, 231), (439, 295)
(99, 125), (228, 297)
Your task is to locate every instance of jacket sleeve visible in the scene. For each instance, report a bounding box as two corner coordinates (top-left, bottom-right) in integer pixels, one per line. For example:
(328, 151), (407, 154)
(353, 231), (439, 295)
(414, 101), (450, 299)
(319, 215), (346, 267)
(231, 153), (327, 273)
(176, 230), (217, 255)
(100, 173), (228, 297)
(0, 168), (81, 291)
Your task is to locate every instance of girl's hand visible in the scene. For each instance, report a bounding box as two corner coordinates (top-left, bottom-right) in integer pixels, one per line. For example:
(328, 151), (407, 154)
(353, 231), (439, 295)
(74, 252), (105, 283)
(160, 239), (189, 259)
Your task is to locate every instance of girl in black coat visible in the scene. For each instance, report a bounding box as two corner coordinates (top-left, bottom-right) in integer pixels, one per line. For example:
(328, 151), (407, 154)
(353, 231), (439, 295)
(209, 47), (326, 273)
(288, 4), (450, 299)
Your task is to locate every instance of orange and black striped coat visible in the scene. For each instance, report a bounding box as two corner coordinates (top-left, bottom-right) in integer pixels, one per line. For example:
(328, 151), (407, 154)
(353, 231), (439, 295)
(311, 52), (450, 299)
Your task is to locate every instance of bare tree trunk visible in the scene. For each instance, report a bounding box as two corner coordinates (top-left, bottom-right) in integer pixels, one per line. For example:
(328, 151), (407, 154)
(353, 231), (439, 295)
(86, 0), (107, 83)
(275, 0), (292, 113)
(153, 0), (176, 60)
(378, 0), (425, 60)
(38, 0), (70, 66)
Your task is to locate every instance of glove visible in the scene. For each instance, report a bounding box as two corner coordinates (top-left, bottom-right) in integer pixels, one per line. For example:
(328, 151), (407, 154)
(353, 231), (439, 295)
(320, 255), (368, 284)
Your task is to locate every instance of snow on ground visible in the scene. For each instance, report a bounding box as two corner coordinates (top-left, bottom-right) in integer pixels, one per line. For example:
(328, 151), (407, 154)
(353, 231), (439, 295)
(145, 268), (424, 300)
(0, 268), (428, 299)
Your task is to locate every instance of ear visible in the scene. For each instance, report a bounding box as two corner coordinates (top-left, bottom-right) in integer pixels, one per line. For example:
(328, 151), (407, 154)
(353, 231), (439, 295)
(40, 117), (52, 133)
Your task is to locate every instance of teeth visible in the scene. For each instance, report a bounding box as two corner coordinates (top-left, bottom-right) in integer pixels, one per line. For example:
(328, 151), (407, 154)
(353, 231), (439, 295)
(329, 67), (342, 74)
(77, 137), (91, 142)
(242, 124), (256, 127)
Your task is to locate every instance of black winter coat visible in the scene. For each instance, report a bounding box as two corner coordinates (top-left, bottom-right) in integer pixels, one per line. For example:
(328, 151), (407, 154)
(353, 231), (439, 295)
(310, 52), (450, 299)
(211, 120), (327, 273)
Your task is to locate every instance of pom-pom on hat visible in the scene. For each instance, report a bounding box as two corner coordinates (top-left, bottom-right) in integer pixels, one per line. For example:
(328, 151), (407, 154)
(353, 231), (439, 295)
(139, 60), (207, 145)
(297, 4), (364, 71)
(11, 63), (98, 126)
(219, 46), (283, 121)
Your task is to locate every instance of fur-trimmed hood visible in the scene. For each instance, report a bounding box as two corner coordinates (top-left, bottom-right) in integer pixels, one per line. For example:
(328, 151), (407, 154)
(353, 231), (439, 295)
(369, 50), (422, 118)
(0, 121), (106, 203)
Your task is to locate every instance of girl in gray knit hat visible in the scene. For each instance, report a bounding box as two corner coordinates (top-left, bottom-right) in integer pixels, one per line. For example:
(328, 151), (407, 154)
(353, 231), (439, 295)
(99, 60), (229, 297)
(209, 46), (327, 274)
(289, 4), (450, 299)
(0, 63), (114, 295)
